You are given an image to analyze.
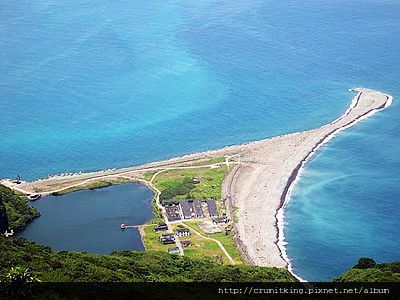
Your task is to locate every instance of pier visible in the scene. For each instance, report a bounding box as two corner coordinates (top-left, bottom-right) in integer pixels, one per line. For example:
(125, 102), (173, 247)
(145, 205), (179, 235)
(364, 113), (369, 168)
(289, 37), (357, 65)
(120, 223), (142, 229)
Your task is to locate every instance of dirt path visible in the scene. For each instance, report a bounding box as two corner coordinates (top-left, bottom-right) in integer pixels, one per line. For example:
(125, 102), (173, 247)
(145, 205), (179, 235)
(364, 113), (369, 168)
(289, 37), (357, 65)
(178, 221), (235, 265)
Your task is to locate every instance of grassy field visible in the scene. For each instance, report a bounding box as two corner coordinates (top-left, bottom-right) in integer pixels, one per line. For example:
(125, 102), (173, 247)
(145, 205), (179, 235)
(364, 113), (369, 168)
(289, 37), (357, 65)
(152, 165), (229, 201)
(183, 221), (243, 264)
(171, 224), (229, 264)
(141, 224), (172, 253)
(143, 157), (227, 182)
(141, 222), (237, 265)
(194, 157), (226, 166)
(51, 178), (132, 196)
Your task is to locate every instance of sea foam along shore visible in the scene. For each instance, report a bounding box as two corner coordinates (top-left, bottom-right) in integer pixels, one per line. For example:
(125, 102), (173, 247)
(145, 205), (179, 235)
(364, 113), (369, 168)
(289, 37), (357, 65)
(221, 89), (391, 276)
(1, 88), (392, 283)
(276, 89), (393, 282)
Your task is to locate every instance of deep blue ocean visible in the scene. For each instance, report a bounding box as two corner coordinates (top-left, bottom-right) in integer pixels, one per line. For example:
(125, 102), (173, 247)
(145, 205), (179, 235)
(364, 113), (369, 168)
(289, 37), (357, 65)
(1, 0), (399, 280)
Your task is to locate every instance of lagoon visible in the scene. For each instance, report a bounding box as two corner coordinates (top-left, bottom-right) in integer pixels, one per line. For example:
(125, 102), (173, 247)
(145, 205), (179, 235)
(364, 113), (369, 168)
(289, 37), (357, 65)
(17, 183), (154, 254)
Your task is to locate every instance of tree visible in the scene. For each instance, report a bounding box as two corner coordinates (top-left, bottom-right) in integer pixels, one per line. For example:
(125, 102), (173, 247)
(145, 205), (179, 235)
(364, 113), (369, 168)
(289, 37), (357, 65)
(354, 257), (376, 269)
(6, 267), (41, 299)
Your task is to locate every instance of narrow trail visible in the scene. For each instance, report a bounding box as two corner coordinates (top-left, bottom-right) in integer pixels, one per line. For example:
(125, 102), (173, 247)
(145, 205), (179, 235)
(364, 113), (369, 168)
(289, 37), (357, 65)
(179, 221), (236, 265)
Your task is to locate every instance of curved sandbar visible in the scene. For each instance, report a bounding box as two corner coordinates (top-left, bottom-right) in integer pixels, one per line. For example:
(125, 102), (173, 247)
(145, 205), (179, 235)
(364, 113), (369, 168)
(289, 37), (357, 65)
(1, 88), (392, 278)
(223, 88), (392, 275)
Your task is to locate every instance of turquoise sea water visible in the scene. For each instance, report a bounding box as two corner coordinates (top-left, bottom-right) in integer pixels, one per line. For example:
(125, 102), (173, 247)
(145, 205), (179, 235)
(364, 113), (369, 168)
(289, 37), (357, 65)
(17, 183), (154, 254)
(1, 0), (399, 280)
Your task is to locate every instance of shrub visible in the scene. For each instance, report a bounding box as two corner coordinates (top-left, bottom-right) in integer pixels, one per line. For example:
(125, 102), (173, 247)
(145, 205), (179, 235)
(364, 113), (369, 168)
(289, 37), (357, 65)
(354, 258), (376, 269)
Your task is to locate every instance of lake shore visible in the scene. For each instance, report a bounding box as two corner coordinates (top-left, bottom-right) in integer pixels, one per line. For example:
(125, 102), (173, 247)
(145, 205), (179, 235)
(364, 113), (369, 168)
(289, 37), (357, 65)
(1, 88), (392, 280)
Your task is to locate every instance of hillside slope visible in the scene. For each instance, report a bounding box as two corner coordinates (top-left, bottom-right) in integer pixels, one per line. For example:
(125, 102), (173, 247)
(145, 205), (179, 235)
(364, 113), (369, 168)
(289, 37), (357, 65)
(0, 185), (39, 232)
(0, 236), (296, 282)
(334, 258), (400, 282)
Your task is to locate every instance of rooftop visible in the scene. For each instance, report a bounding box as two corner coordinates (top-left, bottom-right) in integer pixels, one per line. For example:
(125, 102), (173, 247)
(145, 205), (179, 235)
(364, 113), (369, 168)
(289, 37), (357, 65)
(207, 199), (218, 216)
(180, 201), (191, 219)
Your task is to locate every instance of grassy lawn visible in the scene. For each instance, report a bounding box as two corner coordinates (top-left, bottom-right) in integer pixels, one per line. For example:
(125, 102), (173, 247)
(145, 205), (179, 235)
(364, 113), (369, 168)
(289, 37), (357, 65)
(141, 225), (172, 253)
(141, 221), (242, 265)
(183, 221), (243, 264)
(141, 223), (230, 264)
(143, 157), (226, 182)
(171, 224), (228, 264)
(153, 165), (229, 201)
(194, 157), (226, 166)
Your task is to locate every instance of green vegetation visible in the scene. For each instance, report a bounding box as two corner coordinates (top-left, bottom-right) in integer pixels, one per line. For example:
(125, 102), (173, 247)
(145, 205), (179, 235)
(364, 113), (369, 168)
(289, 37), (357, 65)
(51, 178), (131, 196)
(182, 237), (226, 264)
(183, 221), (243, 264)
(141, 225), (172, 252)
(2, 184), (400, 283)
(0, 185), (39, 232)
(0, 236), (296, 282)
(143, 171), (156, 181)
(159, 177), (195, 200)
(154, 166), (229, 201)
(171, 224), (230, 264)
(0, 196), (9, 232)
(147, 166), (238, 264)
(150, 199), (163, 221)
(334, 258), (400, 282)
(194, 157), (226, 166)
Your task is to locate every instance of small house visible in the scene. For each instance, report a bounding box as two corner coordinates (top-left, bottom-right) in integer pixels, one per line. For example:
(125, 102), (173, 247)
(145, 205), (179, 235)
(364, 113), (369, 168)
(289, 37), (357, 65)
(181, 240), (192, 247)
(213, 216), (228, 225)
(27, 193), (42, 201)
(192, 177), (201, 184)
(160, 233), (175, 245)
(154, 222), (168, 232)
(168, 247), (180, 255)
(176, 228), (190, 237)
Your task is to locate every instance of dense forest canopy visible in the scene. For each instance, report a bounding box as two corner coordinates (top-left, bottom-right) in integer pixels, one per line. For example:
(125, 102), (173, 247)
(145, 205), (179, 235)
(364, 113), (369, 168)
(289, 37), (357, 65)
(0, 185), (39, 232)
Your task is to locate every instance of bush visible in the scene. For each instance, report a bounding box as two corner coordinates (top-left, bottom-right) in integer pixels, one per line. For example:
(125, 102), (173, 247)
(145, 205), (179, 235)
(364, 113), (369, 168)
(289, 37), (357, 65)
(0, 185), (39, 232)
(354, 258), (376, 269)
(0, 236), (296, 283)
(159, 177), (195, 200)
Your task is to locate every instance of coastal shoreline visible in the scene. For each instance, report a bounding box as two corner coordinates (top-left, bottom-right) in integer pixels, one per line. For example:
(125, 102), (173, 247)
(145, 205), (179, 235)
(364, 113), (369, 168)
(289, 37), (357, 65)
(1, 88), (393, 282)
(218, 88), (392, 280)
(276, 91), (393, 281)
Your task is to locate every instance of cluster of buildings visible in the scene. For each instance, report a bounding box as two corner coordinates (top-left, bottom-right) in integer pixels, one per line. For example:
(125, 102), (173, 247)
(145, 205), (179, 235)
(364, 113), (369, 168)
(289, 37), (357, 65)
(153, 198), (230, 256)
(161, 199), (218, 222)
(157, 225), (190, 241)
(154, 222), (192, 255)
